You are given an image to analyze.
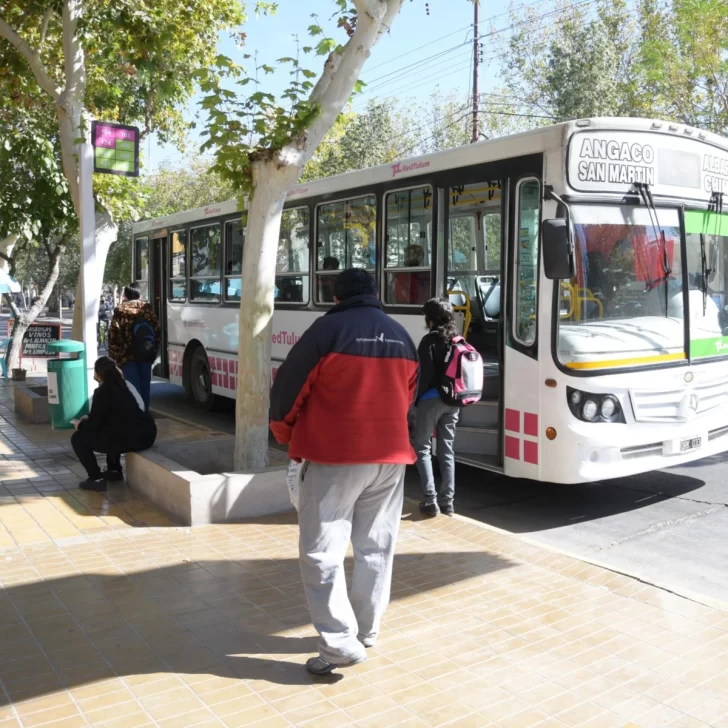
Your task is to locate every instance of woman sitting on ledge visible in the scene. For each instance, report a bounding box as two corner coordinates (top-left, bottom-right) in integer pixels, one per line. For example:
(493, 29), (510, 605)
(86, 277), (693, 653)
(71, 356), (157, 491)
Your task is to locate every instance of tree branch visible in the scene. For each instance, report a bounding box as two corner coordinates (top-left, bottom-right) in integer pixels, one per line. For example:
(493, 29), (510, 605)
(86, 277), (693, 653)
(0, 17), (61, 99)
(3, 293), (20, 322)
(40, 7), (53, 49)
(304, 0), (405, 155)
(0, 250), (17, 279)
(61, 0), (86, 101)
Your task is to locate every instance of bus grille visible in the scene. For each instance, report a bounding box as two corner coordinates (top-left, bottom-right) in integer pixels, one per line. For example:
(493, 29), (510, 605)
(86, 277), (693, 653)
(629, 378), (728, 423)
(709, 425), (728, 441)
(620, 442), (663, 459)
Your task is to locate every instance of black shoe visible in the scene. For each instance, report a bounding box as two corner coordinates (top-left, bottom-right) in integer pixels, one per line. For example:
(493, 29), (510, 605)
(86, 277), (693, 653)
(80, 478), (107, 492)
(440, 502), (454, 516)
(419, 502), (440, 517)
(102, 469), (124, 482)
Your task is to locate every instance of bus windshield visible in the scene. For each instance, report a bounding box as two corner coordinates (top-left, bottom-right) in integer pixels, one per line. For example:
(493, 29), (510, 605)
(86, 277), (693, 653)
(685, 210), (728, 359)
(557, 205), (686, 370)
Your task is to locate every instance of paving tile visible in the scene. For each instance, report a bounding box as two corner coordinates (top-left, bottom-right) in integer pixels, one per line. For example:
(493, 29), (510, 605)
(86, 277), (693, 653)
(0, 402), (727, 728)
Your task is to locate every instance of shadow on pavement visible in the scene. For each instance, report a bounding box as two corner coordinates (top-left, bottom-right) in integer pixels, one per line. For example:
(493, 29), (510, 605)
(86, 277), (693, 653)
(0, 550), (515, 702)
(404, 463), (707, 534)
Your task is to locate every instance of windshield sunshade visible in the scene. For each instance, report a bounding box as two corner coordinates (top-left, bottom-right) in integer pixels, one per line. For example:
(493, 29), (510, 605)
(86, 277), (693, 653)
(558, 205), (685, 370)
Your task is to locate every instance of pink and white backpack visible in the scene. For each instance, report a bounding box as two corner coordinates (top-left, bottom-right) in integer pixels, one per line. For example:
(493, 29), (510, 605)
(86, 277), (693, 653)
(439, 335), (484, 407)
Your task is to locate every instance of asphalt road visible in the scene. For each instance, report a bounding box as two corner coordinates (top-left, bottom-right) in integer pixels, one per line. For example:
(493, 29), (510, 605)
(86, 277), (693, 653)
(153, 379), (728, 606)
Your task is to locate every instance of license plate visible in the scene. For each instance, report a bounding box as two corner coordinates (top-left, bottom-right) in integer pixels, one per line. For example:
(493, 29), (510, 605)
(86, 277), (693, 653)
(680, 436), (702, 453)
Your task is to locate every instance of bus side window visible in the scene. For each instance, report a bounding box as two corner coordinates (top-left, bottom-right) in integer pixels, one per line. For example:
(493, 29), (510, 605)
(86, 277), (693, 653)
(190, 224), (221, 303)
(513, 178), (540, 348)
(315, 195), (376, 303)
(384, 186), (433, 306)
(225, 220), (244, 303)
(168, 230), (187, 302)
(275, 207), (310, 305)
(134, 236), (149, 300)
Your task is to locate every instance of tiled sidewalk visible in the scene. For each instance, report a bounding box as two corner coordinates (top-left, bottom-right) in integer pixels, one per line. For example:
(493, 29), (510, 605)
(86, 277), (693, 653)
(0, 385), (727, 726)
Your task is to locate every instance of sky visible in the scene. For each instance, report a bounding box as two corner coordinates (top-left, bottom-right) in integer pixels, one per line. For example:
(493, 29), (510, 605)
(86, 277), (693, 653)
(145, 0), (537, 171)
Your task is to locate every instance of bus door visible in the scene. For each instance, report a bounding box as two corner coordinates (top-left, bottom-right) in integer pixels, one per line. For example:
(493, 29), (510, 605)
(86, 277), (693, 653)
(445, 180), (505, 470)
(501, 176), (542, 479)
(150, 233), (168, 378)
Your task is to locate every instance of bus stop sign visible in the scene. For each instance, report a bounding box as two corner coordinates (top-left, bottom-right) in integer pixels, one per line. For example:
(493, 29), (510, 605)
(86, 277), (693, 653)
(91, 121), (139, 177)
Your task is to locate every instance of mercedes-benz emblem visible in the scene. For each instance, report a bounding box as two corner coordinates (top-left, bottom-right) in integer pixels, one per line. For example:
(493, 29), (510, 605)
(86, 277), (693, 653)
(679, 391), (700, 419)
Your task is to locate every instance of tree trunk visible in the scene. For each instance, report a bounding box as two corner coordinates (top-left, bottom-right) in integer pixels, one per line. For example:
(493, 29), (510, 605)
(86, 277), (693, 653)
(47, 289), (60, 316)
(232, 0), (406, 471)
(3, 243), (65, 371)
(71, 211), (117, 341)
(234, 157), (300, 471)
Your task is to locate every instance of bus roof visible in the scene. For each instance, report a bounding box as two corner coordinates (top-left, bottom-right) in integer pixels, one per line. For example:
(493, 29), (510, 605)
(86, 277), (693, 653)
(132, 117), (728, 234)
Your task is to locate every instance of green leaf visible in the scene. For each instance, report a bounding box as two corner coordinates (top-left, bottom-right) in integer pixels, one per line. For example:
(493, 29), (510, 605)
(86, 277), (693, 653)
(316, 38), (337, 56)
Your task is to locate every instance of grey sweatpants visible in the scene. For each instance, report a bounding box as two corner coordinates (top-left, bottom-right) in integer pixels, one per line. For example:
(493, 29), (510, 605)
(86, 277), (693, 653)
(298, 461), (405, 664)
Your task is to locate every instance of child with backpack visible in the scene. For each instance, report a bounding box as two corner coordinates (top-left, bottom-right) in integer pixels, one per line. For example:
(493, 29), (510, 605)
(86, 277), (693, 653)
(413, 297), (483, 517)
(107, 283), (160, 411)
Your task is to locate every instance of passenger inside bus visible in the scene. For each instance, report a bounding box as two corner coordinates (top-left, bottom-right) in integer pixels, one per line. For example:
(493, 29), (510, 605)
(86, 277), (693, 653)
(277, 278), (303, 303)
(444, 181), (504, 364)
(318, 256), (340, 303)
(393, 244), (429, 305)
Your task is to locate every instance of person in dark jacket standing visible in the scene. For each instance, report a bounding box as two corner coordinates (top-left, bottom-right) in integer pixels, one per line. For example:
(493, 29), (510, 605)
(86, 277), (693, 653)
(107, 283), (160, 411)
(270, 269), (419, 676)
(413, 298), (461, 517)
(71, 357), (157, 490)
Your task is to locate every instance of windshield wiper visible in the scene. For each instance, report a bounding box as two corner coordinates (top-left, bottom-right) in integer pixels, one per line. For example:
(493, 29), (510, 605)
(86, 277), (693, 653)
(635, 182), (671, 316)
(700, 232), (712, 316)
(710, 190), (724, 215)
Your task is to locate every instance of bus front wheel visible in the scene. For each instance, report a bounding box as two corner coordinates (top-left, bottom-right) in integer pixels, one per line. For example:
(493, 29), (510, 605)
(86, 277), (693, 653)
(188, 346), (216, 412)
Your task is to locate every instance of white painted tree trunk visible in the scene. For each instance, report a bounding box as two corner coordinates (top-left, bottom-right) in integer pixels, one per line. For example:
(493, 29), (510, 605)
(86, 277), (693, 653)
(71, 211), (117, 341)
(234, 157), (300, 471)
(5, 244), (65, 371)
(233, 0), (406, 470)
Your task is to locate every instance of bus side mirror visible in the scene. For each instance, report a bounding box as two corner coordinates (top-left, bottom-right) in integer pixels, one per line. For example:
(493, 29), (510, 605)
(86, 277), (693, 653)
(543, 219), (576, 280)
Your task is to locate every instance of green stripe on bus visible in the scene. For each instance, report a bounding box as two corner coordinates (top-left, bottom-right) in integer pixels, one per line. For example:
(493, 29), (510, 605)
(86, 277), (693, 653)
(690, 336), (728, 358)
(684, 210), (728, 236)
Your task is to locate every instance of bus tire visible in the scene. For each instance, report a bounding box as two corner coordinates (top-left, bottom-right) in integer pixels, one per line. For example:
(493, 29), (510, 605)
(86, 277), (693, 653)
(188, 346), (217, 412)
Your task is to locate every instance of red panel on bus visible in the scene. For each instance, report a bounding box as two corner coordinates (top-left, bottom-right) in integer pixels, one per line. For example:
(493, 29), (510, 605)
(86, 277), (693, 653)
(505, 436), (519, 460)
(505, 408), (520, 433)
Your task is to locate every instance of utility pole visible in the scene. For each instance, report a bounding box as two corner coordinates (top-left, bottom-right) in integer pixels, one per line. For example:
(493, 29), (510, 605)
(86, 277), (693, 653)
(471, 0), (479, 143)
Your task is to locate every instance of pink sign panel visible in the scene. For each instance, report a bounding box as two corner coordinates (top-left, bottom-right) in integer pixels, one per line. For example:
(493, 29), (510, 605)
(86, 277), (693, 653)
(91, 121), (139, 177)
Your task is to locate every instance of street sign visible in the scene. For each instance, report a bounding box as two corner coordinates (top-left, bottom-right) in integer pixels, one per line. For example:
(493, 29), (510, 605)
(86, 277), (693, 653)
(91, 121), (139, 177)
(5, 322), (63, 358)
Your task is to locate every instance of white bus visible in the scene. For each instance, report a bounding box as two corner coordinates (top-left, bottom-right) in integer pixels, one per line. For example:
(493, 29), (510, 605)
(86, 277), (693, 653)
(132, 117), (728, 484)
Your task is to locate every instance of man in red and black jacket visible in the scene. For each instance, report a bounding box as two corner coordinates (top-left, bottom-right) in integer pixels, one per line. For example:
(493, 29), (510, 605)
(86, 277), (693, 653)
(270, 269), (418, 675)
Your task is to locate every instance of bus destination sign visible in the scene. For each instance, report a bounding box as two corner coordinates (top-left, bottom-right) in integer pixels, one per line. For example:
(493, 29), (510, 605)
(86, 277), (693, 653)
(568, 131), (728, 199)
(91, 121), (140, 177)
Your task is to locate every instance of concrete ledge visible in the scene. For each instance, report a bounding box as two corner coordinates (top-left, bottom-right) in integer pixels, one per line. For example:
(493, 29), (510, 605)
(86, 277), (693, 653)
(14, 385), (49, 424)
(126, 438), (291, 526)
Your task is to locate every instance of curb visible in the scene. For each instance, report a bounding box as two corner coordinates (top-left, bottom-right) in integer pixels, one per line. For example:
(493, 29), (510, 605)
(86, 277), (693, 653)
(402, 496), (728, 615)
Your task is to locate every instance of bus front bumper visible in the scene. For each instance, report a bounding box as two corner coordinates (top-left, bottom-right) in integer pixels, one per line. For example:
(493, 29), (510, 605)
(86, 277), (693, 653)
(559, 415), (728, 483)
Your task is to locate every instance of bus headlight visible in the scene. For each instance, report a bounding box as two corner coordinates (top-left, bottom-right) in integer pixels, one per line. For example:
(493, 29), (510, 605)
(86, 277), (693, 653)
(600, 396), (617, 419)
(582, 400), (598, 421)
(567, 388), (625, 423)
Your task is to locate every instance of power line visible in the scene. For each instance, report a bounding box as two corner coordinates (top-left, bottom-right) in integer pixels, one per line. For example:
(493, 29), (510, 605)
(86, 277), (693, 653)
(365, 0), (552, 74)
(361, 47), (473, 95)
(356, 0), (600, 104)
(356, 61), (475, 105)
(394, 106), (556, 158)
(396, 111), (474, 158)
(364, 41), (469, 87)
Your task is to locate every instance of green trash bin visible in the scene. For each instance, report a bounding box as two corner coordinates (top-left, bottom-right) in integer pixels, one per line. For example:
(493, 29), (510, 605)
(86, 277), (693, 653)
(47, 340), (88, 430)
